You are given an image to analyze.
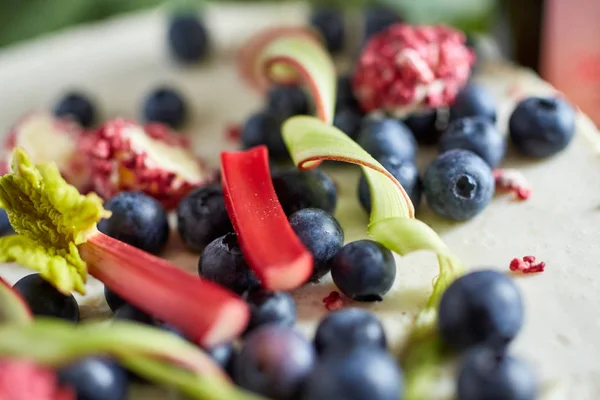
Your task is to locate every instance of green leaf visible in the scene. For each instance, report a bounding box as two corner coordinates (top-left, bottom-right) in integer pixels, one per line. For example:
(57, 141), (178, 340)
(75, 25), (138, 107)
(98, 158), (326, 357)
(0, 148), (110, 294)
(0, 278), (32, 324)
(0, 319), (261, 400)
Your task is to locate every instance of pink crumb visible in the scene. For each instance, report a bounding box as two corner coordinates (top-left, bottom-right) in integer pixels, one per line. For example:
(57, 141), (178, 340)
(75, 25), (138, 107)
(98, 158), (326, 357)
(322, 291), (344, 311)
(225, 124), (242, 142)
(493, 169), (531, 201)
(509, 256), (546, 274)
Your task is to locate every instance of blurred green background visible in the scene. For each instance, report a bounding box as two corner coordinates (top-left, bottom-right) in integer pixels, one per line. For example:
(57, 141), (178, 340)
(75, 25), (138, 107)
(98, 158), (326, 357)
(0, 0), (497, 49)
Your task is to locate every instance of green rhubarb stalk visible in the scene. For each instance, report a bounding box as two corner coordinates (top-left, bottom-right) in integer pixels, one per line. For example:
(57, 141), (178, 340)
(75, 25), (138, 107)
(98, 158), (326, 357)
(243, 28), (465, 399)
(0, 277), (32, 324)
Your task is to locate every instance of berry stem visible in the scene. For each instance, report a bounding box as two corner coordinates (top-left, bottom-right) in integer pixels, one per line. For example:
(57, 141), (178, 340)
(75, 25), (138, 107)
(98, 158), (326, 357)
(220, 146), (313, 290)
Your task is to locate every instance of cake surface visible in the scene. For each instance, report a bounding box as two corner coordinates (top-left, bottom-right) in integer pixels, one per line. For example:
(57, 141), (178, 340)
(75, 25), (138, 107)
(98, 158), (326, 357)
(0, 4), (599, 400)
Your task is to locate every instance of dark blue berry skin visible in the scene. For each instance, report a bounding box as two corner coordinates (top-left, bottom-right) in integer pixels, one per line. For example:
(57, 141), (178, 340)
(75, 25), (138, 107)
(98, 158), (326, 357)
(301, 347), (403, 400)
(234, 326), (316, 400)
(403, 109), (445, 146)
(423, 149), (494, 221)
(98, 192), (169, 255)
(334, 107), (363, 140)
(0, 209), (14, 236)
(357, 118), (417, 162)
(198, 233), (260, 295)
(309, 8), (345, 54)
(289, 208), (344, 282)
(331, 240), (396, 302)
(358, 156), (421, 213)
(438, 270), (524, 351)
(364, 5), (402, 41)
(113, 304), (154, 326)
(439, 116), (505, 168)
(267, 85), (310, 120)
(509, 96), (575, 158)
(272, 167), (337, 215)
(336, 75), (359, 111)
(142, 86), (187, 129)
(457, 347), (537, 400)
(244, 289), (297, 334)
(314, 308), (386, 355)
(104, 285), (126, 312)
(176, 184), (233, 253)
(241, 111), (290, 162)
(58, 357), (129, 400)
(167, 14), (209, 63)
(206, 342), (236, 373)
(54, 91), (96, 128)
(449, 83), (497, 124)
(13, 274), (79, 322)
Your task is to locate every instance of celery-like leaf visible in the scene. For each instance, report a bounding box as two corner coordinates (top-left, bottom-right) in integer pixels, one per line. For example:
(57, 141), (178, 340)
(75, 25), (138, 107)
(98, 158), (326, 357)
(0, 148), (110, 294)
(0, 319), (261, 400)
(0, 277), (32, 324)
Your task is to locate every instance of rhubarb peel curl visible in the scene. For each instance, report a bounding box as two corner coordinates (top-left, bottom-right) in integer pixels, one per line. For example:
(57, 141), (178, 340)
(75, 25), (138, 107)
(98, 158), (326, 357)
(240, 27), (466, 400)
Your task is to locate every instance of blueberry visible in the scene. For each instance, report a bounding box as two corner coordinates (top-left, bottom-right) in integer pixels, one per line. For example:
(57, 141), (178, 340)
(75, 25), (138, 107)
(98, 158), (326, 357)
(334, 106), (363, 140)
(330, 240), (396, 302)
(267, 85), (310, 120)
(336, 75), (359, 111)
(403, 108), (446, 145)
(272, 167), (337, 215)
(357, 118), (417, 162)
(13, 274), (79, 322)
(167, 14), (209, 63)
(234, 326), (316, 399)
(104, 285), (126, 312)
(301, 347), (403, 400)
(509, 96), (575, 158)
(58, 357), (128, 400)
(198, 233), (260, 295)
(244, 289), (297, 334)
(449, 83), (497, 123)
(439, 116), (505, 168)
(206, 342), (236, 373)
(98, 192), (170, 254)
(113, 304), (154, 326)
(53, 91), (96, 128)
(364, 5), (403, 41)
(240, 111), (290, 162)
(289, 208), (344, 282)
(358, 156), (421, 213)
(423, 149), (494, 221)
(142, 86), (187, 128)
(314, 308), (386, 355)
(0, 208), (14, 236)
(438, 270), (524, 351)
(457, 347), (537, 400)
(309, 8), (345, 54)
(176, 184), (233, 253)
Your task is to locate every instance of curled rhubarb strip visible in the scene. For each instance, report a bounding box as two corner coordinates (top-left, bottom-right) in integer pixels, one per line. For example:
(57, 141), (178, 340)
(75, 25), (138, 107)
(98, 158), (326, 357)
(247, 30), (465, 399)
(221, 146), (313, 291)
(0, 148), (249, 347)
(0, 319), (263, 400)
(0, 277), (32, 324)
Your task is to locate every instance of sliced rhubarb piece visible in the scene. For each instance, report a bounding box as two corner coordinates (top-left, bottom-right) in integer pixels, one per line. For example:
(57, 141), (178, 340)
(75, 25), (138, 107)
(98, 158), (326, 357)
(0, 359), (75, 400)
(0, 148), (248, 348)
(0, 112), (92, 191)
(221, 146), (313, 290)
(87, 119), (209, 209)
(0, 277), (32, 324)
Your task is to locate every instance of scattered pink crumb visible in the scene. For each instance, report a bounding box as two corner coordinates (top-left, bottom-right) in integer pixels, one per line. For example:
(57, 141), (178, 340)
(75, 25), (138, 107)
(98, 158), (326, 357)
(493, 169), (531, 201)
(509, 256), (546, 274)
(323, 291), (344, 311)
(225, 124), (242, 142)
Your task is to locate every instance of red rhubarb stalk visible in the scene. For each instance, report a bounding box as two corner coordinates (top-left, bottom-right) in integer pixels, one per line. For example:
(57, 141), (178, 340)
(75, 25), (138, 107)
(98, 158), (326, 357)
(221, 146), (313, 290)
(79, 232), (249, 347)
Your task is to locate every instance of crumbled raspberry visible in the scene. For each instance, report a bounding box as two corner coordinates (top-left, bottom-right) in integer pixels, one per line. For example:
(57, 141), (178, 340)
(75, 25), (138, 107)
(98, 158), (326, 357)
(0, 359), (74, 400)
(225, 124), (242, 142)
(352, 24), (475, 115)
(493, 169), (531, 201)
(323, 291), (344, 311)
(509, 256), (546, 274)
(87, 119), (208, 209)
